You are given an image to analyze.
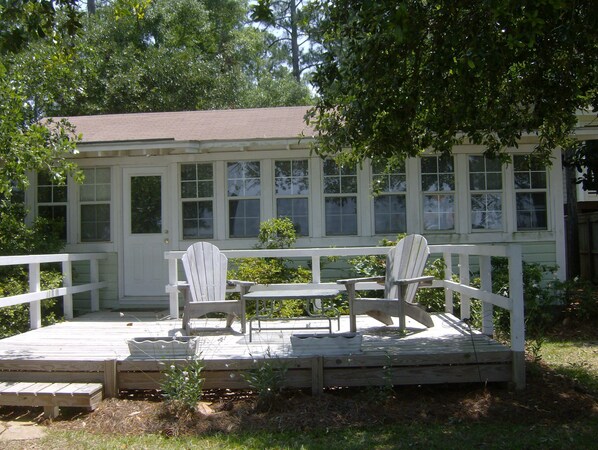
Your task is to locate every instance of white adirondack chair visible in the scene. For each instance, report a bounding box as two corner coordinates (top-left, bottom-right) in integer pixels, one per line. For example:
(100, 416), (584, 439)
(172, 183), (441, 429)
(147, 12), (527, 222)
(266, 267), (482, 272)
(181, 242), (253, 334)
(338, 234), (435, 332)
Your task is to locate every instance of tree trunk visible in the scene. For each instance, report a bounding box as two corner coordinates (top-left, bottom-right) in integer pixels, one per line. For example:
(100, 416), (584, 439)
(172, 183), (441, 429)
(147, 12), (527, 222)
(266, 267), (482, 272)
(564, 151), (580, 278)
(290, 0), (300, 82)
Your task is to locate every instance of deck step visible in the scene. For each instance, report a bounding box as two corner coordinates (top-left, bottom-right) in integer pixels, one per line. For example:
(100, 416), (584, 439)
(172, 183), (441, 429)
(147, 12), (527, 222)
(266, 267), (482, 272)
(0, 382), (103, 418)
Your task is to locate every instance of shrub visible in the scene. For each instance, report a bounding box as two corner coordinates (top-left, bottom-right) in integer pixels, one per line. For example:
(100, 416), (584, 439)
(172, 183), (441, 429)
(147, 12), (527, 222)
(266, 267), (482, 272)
(242, 348), (288, 411)
(160, 358), (205, 412)
(229, 218), (312, 318)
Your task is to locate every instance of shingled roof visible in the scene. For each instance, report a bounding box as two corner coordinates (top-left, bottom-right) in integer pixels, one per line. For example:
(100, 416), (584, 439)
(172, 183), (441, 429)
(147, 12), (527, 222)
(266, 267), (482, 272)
(61, 106), (314, 144)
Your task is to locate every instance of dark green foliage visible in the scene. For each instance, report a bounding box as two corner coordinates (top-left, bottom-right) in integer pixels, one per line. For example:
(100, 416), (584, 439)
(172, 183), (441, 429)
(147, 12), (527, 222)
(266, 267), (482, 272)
(309, 1), (597, 167)
(0, 199), (65, 338)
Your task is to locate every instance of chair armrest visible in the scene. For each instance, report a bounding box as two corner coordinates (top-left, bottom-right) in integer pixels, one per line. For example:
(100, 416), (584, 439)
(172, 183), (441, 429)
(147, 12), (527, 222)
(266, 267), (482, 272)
(227, 280), (256, 287)
(394, 276), (435, 286)
(337, 276), (385, 286)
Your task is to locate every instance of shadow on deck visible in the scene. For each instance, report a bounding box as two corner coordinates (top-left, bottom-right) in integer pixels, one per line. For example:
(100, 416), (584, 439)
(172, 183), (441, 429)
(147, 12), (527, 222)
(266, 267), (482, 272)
(0, 311), (515, 396)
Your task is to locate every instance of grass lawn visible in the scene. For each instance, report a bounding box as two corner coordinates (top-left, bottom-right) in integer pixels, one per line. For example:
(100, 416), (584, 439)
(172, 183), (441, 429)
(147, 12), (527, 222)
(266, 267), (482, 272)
(18, 420), (596, 450)
(540, 337), (598, 394)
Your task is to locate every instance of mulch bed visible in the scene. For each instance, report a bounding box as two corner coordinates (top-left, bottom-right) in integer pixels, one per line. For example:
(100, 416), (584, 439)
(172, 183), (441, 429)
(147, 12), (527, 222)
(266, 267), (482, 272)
(1, 357), (586, 437)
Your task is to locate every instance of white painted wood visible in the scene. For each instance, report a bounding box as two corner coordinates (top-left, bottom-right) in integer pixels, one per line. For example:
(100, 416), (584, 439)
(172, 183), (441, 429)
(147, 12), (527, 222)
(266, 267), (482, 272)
(339, 235), (435, 332)
(181, 242), (246, 334)
(122, 167), (170, 297)
(479, 255), (494, 336)
(459, 253), (471, 320)
(29, 263), (41, 330)
(62, 261), (73, 319)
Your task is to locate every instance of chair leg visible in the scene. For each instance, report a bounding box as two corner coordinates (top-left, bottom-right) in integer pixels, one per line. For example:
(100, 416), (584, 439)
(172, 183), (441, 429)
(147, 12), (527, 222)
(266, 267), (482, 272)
(346, 284), (357, 332)
(225, 313), (235, 328)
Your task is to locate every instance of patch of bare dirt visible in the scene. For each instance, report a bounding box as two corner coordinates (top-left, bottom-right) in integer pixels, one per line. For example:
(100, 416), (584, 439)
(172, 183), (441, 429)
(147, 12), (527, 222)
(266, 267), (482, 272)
(2, 356), (595, 438)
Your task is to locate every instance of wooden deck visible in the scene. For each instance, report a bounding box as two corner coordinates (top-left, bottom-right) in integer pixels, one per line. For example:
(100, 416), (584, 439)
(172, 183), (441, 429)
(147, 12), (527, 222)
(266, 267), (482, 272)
(0, 311), (515, 395)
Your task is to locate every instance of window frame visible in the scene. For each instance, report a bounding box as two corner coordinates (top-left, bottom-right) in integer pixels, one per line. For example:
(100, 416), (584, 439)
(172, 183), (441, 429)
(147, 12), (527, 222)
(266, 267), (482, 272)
(79, 167), (112, 242)
(274, 159), (310, 236)
(227, 160), (261, 238)
(37, 172), (68, 241)
(180, 162), (215, 240)
(468, 155), (504, 232)
(322, 159), (359, 236)
(371, 161), (407, 235)
(420, 155), (455, 232)
(513, 155), (549, 231)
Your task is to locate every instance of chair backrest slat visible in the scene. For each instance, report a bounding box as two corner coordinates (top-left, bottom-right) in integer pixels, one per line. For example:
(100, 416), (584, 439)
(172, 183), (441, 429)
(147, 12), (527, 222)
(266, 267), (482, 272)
(182, 242), (228, 302)
(384, 234), (429, 302)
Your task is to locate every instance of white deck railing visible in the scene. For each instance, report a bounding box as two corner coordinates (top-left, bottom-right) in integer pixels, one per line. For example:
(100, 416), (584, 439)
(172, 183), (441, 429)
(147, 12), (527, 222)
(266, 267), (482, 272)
(0, 253), (108, 330)
(165, 243), (525, 388)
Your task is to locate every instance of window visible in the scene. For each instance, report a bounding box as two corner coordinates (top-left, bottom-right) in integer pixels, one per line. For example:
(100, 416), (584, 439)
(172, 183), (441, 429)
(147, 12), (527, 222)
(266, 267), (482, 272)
(37, 173), (68, 240)
(469, 156), (503, 230)
(372, 161), (407, 234)
(421, 155), (454, 231)
(181, 163), (214, 239)
(275, 159), (309, 236)
(80, 168), (111, 242)
(228, 161), (260, 237)
(514, 155), (547, 230)
(323, 160), (357, 235)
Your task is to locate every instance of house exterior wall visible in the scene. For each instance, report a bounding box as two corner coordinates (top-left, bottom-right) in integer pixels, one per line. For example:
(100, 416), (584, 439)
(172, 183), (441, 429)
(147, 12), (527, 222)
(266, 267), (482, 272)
(25, 135), (567, 309)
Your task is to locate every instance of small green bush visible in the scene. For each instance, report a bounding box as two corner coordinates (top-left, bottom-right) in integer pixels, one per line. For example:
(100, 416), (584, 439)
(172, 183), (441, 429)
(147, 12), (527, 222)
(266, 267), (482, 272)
(160, 358), (205, 412)
(242, 348), (288, 410)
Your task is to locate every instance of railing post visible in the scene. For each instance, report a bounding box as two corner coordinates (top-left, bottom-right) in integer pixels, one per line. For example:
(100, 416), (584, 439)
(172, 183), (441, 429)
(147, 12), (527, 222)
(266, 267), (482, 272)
(311, 254), (321, 284)
(62, 260), (73, 319)
(168, 256), (180, 319)
(443, 252), (453, 314)
(479, 255), (494, 336)
(90, 258), (100, 312)
(459, 254), (470, 320)
(29, 263), (42, 330)
(508, 245), (526, 389)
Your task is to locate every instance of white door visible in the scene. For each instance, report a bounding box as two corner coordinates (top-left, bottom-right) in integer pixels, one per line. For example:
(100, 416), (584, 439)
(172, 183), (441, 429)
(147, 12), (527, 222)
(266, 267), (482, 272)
(123, 167), (170, 297)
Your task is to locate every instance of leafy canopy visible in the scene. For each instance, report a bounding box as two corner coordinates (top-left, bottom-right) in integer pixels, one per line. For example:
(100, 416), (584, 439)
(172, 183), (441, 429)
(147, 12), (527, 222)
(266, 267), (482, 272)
(0, 0), (82, 198)
(308, 0), (598, 167)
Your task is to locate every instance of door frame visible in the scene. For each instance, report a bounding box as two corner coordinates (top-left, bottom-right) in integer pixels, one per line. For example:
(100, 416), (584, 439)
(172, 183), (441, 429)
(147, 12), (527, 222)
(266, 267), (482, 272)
(120, 165), (171, 301)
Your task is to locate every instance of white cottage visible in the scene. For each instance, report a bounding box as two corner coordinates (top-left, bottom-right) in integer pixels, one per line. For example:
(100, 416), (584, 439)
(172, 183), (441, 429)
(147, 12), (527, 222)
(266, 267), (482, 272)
(25, 106), (597, 310)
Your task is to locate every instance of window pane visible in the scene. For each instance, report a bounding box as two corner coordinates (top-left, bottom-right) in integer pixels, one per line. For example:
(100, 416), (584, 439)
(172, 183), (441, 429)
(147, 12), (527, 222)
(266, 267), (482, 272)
(374, 195), (406, 234)
(229, 199), (260, 237)
(131, 175), (161, 234)
(181, 164), (196, 181)
(325, 197), (357, 235)
(182, 201), (213, 239)
(516, 193), (547, 229)
(81, 205), (110, 242)
(423, 194), (454, 230)
(277, 198), (309, 236)
(227, 161), (260, 196)
(181, 181), (197, 198)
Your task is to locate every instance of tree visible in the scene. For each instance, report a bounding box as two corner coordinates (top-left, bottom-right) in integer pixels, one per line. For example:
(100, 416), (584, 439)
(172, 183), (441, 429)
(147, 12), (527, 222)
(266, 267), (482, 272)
(250, 0), (321, 83)
(46, 0), (311, 116)
(0, 0), (82, 198)
(308, 1), (598, 167)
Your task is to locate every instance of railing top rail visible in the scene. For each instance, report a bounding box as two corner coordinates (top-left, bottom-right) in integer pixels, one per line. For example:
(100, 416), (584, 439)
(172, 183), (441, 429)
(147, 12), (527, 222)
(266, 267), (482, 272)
(165, 243), (516, 259)
(0, 253), (108, 266)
